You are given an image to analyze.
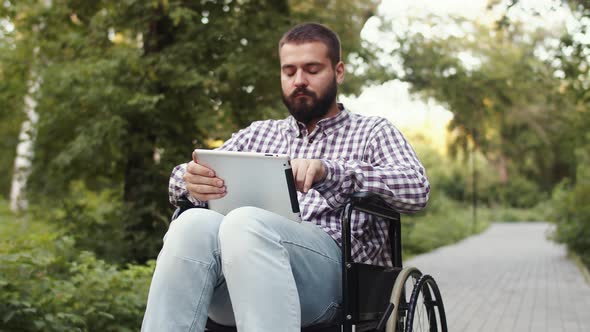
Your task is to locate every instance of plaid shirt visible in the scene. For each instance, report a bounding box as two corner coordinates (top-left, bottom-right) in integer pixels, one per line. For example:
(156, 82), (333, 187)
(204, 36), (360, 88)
(169, 106), (430, 266)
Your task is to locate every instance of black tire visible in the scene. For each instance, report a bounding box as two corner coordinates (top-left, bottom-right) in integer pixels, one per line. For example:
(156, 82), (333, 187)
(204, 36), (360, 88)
(404, 275), (447, 332)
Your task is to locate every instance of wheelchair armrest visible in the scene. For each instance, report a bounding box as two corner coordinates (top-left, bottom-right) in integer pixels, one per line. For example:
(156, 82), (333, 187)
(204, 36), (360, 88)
(341, 192), (402, 265)
(349, 192), (400, 221)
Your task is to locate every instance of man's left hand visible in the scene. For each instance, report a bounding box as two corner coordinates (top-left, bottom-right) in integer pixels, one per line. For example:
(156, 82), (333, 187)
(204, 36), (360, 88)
(291, 159), (326, 193)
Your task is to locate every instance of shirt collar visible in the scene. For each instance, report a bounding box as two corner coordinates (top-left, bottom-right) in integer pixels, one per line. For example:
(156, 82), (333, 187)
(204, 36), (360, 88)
(287, 103), (350, 138)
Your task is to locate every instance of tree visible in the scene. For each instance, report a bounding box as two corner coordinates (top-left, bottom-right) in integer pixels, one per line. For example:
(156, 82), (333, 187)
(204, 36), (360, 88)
(0, 6), (29, 200)
(0, 0), (383, 263)
(388, 15), (575, 194)
(489, 0), (590, 171)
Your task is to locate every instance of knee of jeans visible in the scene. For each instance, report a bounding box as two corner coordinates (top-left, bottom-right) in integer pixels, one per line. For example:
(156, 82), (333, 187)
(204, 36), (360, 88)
(218, 207), (279, 260)
(163, 208), (222, 258)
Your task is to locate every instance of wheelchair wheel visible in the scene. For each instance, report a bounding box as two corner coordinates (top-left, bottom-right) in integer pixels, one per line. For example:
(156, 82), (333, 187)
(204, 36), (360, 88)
(404, 274), (447, 332)
(385, 266), (422, 332)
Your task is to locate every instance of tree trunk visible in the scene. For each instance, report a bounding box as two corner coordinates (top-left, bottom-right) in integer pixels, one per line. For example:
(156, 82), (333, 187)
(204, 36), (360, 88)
(121, 4), (173, 262)
(9, 0), (52, 213)
(9, 69), (41, 212)
(497, 153), (509, 184)
(123, 4), (171, 207)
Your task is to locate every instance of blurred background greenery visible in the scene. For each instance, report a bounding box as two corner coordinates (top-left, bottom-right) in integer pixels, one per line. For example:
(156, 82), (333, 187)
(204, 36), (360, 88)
(1, 0), (589, 330)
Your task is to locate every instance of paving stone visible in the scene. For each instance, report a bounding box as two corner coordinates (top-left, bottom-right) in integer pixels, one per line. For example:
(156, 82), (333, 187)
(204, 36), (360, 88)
(406, 222), (590, 331)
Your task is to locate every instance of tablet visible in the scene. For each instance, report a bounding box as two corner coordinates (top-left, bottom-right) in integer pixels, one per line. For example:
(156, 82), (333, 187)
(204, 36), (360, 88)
(193, 149), (301, 222)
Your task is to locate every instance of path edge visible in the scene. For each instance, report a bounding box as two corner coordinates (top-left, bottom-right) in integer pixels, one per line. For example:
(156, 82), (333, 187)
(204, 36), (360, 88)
(568, 250), (590, 284)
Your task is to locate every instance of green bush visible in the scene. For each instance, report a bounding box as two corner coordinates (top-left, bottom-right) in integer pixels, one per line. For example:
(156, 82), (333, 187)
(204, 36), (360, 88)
(438, 169), (467, 201)
(402, 141), (492, 258)
(29, 181), (167, 264)
(402, 189), (489, 258)
(485, 201), (551, 222)
(0, 202), (155, 331)
(417, 142), (547, 209)
(551, 142), (590, 269)
(494, 175), (546, 208)
(441, 152), (503, 206)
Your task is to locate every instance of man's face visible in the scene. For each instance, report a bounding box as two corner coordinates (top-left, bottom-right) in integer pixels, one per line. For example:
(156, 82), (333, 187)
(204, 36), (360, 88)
(279, 41), (344, 125)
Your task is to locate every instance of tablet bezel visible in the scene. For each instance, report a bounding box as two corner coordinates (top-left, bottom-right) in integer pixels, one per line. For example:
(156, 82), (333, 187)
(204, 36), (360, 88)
(193, 149), (301, 222)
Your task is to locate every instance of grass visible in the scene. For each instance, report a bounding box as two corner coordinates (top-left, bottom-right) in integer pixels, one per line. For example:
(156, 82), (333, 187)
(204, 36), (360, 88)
(479, 202), (552, 222)
(0, 198), (11, 219)
(402, 195), (490, 259)
(0, 199), (58, 242)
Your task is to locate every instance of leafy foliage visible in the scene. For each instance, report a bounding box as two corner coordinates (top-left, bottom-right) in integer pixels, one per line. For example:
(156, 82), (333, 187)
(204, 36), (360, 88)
(551, 135), (590, 268)
(401, 140), (489, 257)
(2, 0), (589, 326)
(0, 201), (155, 331)
(391, 18), (575, 192)
(0, 0), (384, 263)
(0, 15), (29, 198)
(492, 0), (590, 268)
(403, 192), (488, 258)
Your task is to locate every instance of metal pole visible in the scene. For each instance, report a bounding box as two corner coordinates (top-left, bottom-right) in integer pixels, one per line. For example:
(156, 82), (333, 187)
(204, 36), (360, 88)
(472, 129), (477, 234)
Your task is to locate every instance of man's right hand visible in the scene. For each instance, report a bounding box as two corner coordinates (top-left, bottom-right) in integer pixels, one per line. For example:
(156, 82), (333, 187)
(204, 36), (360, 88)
(183, 153), (226, 202)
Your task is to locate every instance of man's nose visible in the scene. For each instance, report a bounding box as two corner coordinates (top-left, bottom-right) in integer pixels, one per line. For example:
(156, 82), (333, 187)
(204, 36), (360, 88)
(294, 70), (308, 87)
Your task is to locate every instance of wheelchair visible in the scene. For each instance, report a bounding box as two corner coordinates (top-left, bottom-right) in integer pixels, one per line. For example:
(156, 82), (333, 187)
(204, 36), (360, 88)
(172, 192), (447, 332)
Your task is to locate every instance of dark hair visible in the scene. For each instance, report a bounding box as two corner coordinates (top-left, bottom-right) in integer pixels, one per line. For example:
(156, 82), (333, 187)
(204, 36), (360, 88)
(279, 22), (341, 66)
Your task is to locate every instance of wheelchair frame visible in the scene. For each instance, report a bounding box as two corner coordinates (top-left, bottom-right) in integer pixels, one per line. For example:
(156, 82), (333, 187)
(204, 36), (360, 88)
(173, 192), (446, 332)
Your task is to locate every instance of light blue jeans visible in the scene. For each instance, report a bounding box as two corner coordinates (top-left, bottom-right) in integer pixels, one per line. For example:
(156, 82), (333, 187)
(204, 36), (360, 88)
(141, 206), (342, 331)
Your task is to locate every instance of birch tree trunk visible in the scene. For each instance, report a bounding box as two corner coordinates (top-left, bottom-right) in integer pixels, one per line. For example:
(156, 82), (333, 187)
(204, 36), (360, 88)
(9, 0), (52, 213)
(9, 72), (40, 212)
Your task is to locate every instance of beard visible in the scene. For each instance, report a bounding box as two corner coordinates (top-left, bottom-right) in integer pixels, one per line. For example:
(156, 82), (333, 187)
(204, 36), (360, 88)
(282, 78), (338, 125)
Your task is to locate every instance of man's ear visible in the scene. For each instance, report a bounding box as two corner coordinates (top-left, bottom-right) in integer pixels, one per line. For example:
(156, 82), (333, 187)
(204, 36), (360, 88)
(335, 61), (345, 84)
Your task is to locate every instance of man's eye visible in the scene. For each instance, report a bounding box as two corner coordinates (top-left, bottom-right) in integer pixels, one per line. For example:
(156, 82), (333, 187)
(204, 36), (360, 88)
(284, 69), (295, 76)
(307, 67), (321, 74)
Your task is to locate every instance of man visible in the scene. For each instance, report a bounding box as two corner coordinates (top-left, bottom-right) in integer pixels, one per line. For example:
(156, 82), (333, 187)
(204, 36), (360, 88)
(142, 22), (430, 331)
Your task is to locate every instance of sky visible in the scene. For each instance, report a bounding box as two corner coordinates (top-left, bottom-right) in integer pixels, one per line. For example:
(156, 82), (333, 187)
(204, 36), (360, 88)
(340, 0), (578, 152)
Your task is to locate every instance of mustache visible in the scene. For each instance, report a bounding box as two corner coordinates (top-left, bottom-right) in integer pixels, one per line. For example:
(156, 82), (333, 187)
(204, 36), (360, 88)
(290, 87), (316, 99)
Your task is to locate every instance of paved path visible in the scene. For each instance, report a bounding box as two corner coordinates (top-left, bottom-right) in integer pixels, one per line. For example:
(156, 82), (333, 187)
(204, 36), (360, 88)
(406, 222), (590, 332)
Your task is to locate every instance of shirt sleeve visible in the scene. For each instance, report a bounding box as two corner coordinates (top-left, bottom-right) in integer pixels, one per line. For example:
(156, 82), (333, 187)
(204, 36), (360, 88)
(168, 124), (258, 208)
(315, 120), (430, 214)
